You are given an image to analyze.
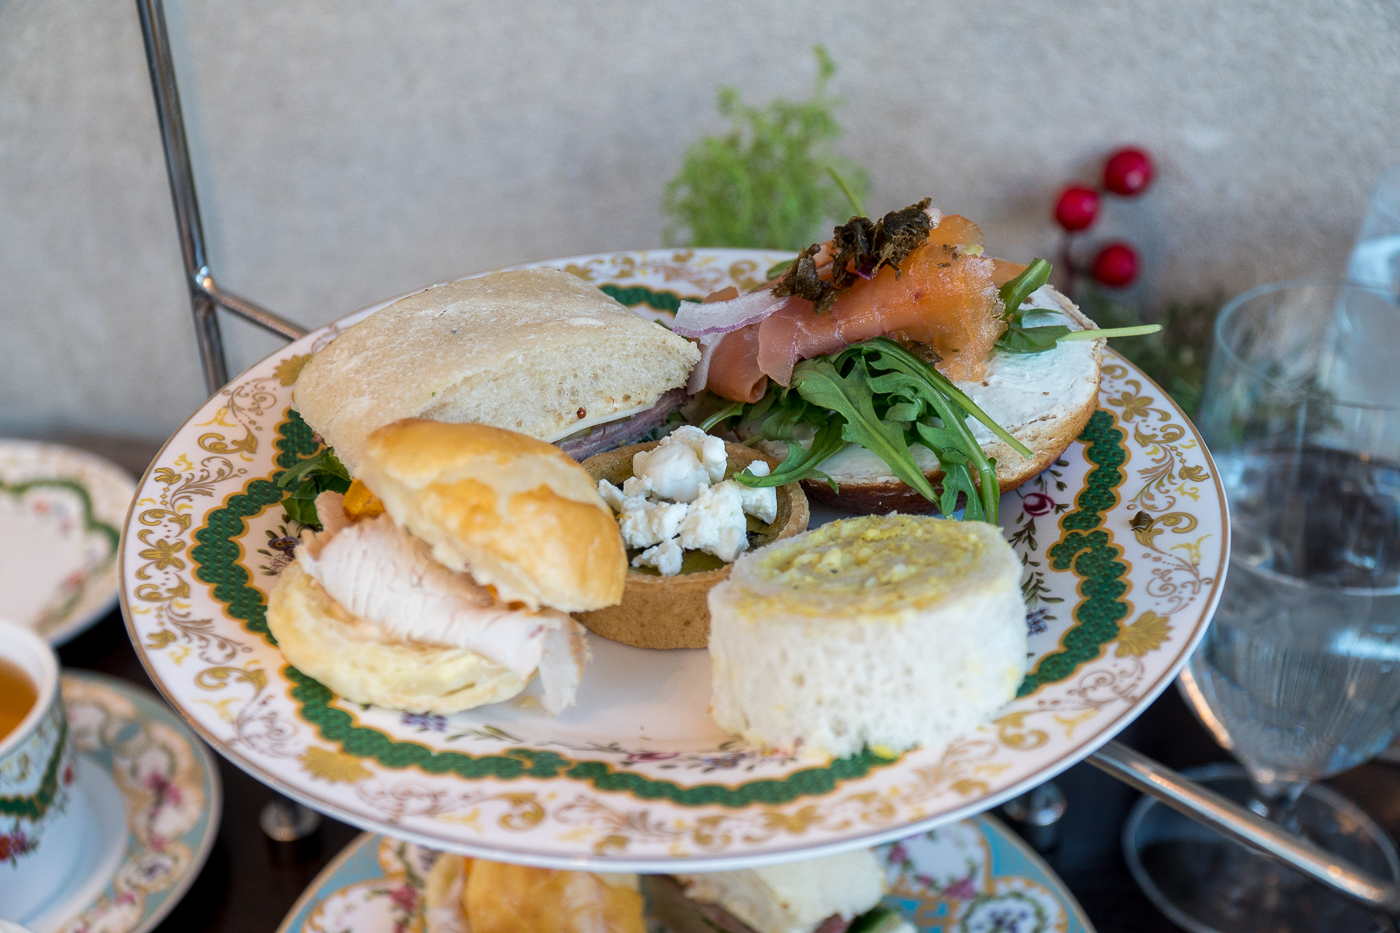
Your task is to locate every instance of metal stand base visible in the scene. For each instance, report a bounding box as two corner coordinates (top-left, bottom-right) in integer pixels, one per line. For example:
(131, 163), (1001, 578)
(259, 793), (322, 843)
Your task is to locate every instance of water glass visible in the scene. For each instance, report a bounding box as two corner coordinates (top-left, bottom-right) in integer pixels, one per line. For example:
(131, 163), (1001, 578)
(1347, 165), (1400, 294)
(1126, 280), (1400, 933)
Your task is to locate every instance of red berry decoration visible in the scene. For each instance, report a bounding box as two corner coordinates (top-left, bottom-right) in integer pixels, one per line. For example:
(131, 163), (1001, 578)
(1103, 148), (1154, 196)
(1054, 186), (1100, 231)
(1093, 242), (1139, 287)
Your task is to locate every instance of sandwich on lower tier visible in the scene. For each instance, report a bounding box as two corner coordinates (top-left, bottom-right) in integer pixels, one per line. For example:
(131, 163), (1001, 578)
(266, 418), (626, 715)
(645, 848), (914, 933)
(675, 201), (1111, 521)
(292, 267), (700, 473)
(421, 854), (647, 933)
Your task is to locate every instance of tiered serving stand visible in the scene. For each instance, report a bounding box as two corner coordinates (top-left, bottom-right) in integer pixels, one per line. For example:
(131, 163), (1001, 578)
(124, 0), (1400, 921)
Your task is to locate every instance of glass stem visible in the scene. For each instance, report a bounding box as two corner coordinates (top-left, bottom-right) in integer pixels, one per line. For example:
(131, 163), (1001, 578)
(1247, 774), (1310, 835)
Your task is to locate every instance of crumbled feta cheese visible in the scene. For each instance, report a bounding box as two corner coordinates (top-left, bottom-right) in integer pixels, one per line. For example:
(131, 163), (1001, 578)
(669, 424), (729, 483)
(597, 479), (626, 512)
(617, 499), (690, 549)
(680, 482), (749, 562)
(632, 441), (710, 503)
(735, 478), (777, 524)
(621, 475), (651, 499)
(633, 538), (683, 576)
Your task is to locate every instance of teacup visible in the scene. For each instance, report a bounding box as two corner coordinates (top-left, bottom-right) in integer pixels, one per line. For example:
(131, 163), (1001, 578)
(0, 619), (87, 921)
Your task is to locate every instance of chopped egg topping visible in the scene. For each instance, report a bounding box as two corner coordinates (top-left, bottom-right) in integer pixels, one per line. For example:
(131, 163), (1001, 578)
(597, 426), (777, 576)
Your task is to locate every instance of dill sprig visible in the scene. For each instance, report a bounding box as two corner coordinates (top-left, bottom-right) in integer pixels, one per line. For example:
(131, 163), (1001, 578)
(662, 46), (870, 250)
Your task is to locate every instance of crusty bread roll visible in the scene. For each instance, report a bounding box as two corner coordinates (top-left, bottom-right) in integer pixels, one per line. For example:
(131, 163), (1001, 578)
(708, 514), (1027, 759)
(789, 285), (1103, 514)
(267, 562), (528, 713)
(358, 419), (626, 612)
(574, 441), (809, 650)
(665, 850), (887, 933)
(463, 861), (646, 933)
(294, 268), (700, 471)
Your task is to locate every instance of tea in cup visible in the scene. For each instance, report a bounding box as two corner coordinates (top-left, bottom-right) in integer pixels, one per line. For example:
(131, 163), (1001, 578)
(0, 618), (88, 922)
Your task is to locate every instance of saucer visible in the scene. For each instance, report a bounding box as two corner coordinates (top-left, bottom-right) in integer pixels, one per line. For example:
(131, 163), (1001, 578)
(13, 672), (220, 933)
(278, 815), (1094, 932)
(0, 440), (135, 645)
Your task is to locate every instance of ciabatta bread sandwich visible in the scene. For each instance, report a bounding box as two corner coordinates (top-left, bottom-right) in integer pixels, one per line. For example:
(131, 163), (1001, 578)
(645, 848), (913, 933)
(266, 419), (626, 715)
(421, 853), (646, 933)
(674, 201), (1114, 522)
(293, 268), (700, 472)
(707, 513), (1027, 759)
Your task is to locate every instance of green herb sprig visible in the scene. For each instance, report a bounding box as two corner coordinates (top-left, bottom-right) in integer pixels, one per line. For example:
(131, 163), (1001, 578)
(275, 447), (351, 528)
(662, 46), (869, 251)
(997, 259), (1162, 353)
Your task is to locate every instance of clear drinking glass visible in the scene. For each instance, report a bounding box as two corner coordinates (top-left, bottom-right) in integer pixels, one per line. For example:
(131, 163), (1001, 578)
(1347, 165), (1400, 294)
(1126, 280), (1400, 933)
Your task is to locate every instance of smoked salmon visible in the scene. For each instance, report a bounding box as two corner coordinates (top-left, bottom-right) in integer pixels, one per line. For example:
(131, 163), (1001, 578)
(707, 214), (1008, 398)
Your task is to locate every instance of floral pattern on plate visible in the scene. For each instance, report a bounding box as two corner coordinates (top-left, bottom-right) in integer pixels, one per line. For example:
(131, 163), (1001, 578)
(38, 672), (220, 933)
(0, 441), (134, 645)
(120, 249), (1227, 870)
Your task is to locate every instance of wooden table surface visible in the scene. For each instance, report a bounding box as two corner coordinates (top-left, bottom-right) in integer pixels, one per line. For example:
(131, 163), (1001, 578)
(37, 431), (1400, 932)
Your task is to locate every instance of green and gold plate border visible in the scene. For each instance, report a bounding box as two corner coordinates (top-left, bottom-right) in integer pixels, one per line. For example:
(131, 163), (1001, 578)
(119, 249), (1227, 871)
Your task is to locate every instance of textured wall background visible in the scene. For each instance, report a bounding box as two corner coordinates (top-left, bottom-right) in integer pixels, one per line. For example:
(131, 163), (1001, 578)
(3, 0), (1399, 443)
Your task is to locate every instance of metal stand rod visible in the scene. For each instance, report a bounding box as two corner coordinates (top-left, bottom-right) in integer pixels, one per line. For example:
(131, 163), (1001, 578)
(1090, 740), (1400, 918)
(136, 0), (306, 399)
(259, 791), (322, 843)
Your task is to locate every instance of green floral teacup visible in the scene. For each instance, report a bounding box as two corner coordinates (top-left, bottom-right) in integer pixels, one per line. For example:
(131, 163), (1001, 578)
(0, 619), (84, 922)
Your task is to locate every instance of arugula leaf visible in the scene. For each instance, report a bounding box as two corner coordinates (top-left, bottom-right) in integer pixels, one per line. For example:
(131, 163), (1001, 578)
(997, 323), (1071, 354)
(790, 357), (939, 500)
(734, 418), (845, 490)
(999, 258), (1053, 319)
(847, 907), (909, 933)
(860, 337), (1033, 461)
(276, 447), (352, 529)
(996, 259), (1162, 353)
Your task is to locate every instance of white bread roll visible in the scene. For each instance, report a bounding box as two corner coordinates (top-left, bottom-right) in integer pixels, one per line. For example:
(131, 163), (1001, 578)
(293, 268), (700, 472)
(707, 514), (1027, 758)
(267, 562), (528, 713)
(673, 849), (886, 933)
(358, 419), (626, 612)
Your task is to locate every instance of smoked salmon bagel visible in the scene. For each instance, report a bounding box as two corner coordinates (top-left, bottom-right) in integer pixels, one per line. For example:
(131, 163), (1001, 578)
(674, 202), (1109, 521)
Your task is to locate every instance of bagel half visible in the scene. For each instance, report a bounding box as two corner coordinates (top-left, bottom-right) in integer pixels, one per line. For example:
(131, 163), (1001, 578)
(785, 286), (1103, 514)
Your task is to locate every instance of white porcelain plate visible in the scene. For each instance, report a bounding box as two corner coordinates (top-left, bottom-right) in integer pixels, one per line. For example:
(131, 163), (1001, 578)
(21, 672), (220, 933)
(278, 818), (1094, 933)
(120, 249), (1227, 871)
(0, 441), (135, 645)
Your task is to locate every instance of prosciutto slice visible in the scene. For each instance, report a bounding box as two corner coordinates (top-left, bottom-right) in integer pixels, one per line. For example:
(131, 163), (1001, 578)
(704, 322), (769, 403)
(707, 215), (1006, 397)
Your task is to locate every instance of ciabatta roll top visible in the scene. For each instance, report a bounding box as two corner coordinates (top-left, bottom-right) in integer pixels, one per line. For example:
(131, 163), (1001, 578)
(293, 268), (700, 471)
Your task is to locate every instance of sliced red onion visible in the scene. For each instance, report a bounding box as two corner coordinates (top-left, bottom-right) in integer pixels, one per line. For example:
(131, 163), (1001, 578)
(672, 287), (786, 338)
(686, 332), (724, 394)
